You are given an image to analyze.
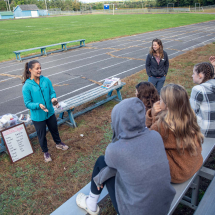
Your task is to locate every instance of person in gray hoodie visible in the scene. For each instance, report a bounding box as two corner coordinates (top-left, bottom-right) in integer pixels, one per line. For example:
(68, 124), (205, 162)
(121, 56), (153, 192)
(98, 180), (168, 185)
(76, 97), (175, 215)
(190, 62), (215, 138)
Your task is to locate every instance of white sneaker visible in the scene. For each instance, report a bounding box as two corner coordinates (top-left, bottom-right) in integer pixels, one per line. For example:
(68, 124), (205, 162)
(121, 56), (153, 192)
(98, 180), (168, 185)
(76, 193), (100, 215)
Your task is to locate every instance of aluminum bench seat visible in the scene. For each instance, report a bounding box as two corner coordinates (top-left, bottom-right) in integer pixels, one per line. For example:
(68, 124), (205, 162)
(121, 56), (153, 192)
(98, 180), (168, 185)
(51, 139), (215, 215)
(14, 39), (85, 61)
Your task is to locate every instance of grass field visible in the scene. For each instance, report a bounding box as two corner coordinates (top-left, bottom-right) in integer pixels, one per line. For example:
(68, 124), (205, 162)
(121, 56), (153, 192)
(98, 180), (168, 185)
(0, 13), (215, 62)
(0, 42), (215, 215)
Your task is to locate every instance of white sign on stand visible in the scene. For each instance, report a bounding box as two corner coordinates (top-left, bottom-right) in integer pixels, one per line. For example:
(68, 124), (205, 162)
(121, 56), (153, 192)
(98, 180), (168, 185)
(1, 123), (34, 163)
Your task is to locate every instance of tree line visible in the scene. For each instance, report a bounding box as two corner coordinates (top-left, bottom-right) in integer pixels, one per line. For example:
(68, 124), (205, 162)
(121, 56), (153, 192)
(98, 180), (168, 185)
(0, 0), (80, 11)
(0, 0), (215, 12)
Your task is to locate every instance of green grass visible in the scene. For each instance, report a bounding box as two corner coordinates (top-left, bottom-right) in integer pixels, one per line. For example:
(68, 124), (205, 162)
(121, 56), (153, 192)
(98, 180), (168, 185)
(0, 13), (215, 62)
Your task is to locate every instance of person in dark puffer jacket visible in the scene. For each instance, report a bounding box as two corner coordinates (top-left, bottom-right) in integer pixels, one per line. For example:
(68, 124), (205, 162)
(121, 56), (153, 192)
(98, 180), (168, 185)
(146, 38), (169, 94)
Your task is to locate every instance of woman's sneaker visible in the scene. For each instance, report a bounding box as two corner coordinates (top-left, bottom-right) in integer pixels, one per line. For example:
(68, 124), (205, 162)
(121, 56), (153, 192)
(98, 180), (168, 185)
(44, 152), (52, 162)
(56, 142), (69, 151)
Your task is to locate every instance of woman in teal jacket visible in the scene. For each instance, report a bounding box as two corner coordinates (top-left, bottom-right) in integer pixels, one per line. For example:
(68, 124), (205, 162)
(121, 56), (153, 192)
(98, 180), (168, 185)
(22, 60), (69, 162)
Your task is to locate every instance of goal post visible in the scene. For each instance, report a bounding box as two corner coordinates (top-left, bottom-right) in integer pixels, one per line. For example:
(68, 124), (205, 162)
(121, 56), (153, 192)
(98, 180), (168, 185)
(167, 3), (174, 12)
(195, 3), (200, 12)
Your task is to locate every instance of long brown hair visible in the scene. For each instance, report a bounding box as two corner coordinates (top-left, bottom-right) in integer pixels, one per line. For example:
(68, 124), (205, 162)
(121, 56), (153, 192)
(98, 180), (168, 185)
(149, 38), (164, 59)
(22, 60), (40, 84)
(158, 84), (203, 156)
(194, 62), (214, 83)
(136, 82), (159, 111)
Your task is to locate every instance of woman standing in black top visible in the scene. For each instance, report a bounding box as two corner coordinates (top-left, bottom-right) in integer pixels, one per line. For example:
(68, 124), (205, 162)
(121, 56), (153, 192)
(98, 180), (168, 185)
(146, 39), (169, 94)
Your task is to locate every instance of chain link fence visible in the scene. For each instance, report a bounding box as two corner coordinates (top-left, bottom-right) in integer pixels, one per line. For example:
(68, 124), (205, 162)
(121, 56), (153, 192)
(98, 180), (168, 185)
(47, 4), (215, 17)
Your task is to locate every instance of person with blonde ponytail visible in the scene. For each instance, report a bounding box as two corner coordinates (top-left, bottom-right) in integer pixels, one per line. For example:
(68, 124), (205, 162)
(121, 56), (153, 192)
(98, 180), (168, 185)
(146, 84), (203, 183)
(22, 60), (69, 162)
(146, 38), (169, 94)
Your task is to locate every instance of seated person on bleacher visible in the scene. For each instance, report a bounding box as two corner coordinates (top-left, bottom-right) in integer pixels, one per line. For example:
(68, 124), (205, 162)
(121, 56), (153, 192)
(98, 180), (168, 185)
(146, 84), (204, 183)
(76, 97), (175, 215)
(135, 81), (159, 111)
(190, 60), (215, 138)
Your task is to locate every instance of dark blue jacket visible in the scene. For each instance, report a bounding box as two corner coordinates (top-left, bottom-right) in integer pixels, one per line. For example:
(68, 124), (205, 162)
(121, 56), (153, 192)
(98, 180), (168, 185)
(145, 51), (169, 77)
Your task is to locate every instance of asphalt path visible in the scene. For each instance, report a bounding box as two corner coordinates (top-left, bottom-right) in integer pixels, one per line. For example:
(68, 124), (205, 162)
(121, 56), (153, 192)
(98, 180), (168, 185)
(0, 20), (215, 116)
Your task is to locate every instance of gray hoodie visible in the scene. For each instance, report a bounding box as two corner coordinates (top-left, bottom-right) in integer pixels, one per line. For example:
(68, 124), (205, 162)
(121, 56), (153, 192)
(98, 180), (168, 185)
(94, 97), (175, 215)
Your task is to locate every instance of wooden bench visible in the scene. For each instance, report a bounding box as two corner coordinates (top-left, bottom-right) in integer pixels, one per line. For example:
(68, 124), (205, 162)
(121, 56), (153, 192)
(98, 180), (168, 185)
(13, 39), (85, 61)
(50, 138), (215, 215)
(0, 83), (125, 153)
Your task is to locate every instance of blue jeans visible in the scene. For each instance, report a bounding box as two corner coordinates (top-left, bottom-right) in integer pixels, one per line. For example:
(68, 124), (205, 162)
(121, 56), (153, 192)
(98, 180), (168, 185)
(148, 76), (166, 95)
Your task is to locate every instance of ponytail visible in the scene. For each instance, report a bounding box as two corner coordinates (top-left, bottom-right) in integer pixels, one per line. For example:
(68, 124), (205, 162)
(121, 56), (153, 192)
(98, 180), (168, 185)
(194, 62), (214, 83)
(22, 60), (40, 84)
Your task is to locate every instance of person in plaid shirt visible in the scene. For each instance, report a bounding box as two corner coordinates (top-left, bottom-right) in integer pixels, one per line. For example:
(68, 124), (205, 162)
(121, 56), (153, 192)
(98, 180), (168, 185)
(190, 60), (215, 138)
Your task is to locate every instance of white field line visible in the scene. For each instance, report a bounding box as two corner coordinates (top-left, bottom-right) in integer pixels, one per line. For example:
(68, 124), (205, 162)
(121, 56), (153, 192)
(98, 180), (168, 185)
(0, 45), (93, 70)
(182, 37), (215, 51)
(0, 42), (147, 76)
(0, 77), (16, 83)
(1, 59), (132, 103)
(0, 49), (102, 71)
(0, 57), (113, 92)
(0, 96), (23, 105)
(167, 34), (214, 49)
(94, 27), (197, 47)
(183, 34), (213, 43)
(0, 77), (81, 105)
(98, 59), (131, 70)
(165, 22), (215, 32)
(1, 52), (110, 74)
(125, 24), (215, 40)
(115, 23), (213, 41)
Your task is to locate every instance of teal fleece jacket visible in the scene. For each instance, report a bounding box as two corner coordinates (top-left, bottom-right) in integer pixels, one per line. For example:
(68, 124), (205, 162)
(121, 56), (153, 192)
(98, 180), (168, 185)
(22, 76), (56, 122)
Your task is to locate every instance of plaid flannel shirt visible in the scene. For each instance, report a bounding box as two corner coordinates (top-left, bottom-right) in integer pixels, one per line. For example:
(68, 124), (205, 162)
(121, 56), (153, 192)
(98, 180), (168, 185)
(190, 79), (215, 138)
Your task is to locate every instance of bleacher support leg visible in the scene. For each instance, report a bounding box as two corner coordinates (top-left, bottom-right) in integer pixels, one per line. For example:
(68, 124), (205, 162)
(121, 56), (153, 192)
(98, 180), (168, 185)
(191, 175), (200, 207)
(59, 112), (64, 119)
(107, 91), (113, 97)
(41, 48), (47, 56)
(116, 87), (123, 101)
(16, 53), (21, 61)
(67, 109), (77, 128)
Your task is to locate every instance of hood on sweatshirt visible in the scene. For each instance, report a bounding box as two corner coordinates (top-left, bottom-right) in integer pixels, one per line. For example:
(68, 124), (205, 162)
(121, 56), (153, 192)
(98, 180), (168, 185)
(111, 97), (146, 140)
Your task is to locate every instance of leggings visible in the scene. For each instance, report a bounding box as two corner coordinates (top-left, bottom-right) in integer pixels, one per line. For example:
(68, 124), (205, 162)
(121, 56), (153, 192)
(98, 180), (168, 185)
(32, 114), (61, 153)
(91, 155), (119, 214)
